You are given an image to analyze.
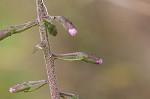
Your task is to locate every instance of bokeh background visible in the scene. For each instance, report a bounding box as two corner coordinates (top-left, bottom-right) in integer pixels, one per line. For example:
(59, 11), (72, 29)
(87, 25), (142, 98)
(0, 0), (150, 99)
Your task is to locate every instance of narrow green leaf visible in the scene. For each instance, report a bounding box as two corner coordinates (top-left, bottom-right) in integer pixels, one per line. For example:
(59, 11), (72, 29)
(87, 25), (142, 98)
(43, 18), (58, 36)
(47, 23), (57, 36)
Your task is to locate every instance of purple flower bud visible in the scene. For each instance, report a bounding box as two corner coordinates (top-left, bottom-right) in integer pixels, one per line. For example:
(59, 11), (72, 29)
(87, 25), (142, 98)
(9, 82), (30, 93)
(9, 88), (16, 93)
(53, 16), (77, 36)
(69, 28), (77, 36)
(95, 59), (103, 64)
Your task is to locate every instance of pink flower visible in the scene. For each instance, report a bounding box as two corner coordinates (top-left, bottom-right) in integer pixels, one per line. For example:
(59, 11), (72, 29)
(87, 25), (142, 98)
(68, 28), (77, 36)
(95, 59), (103, 64)
(9, 88), (16, 93)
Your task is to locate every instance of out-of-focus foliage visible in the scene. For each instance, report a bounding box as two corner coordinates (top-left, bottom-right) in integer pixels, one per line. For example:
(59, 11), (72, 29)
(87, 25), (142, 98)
(0, 0), (150, 99)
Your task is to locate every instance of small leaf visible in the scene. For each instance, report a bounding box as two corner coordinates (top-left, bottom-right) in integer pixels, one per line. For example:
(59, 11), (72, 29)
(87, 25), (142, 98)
(47, 23), (57, 36)
(44, 19), (58, 36)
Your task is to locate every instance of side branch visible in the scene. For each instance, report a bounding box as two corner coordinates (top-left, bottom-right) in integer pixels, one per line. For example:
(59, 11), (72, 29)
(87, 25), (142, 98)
(53, 52), (103, 64)
(0, 20), (38, 41)
(9, 80), (79, 99)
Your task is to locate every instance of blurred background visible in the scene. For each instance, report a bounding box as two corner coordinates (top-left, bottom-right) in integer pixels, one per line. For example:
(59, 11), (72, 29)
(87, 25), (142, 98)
(0, 0), (150, 99)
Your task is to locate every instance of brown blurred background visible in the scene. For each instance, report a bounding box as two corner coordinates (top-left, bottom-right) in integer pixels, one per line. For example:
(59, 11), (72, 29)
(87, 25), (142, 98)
(0, 0), (150, 99)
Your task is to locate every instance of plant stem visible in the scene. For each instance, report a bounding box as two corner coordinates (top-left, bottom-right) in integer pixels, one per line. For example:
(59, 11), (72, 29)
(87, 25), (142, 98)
(0, 20), (37, 41)
(36, 0), (59, 99)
